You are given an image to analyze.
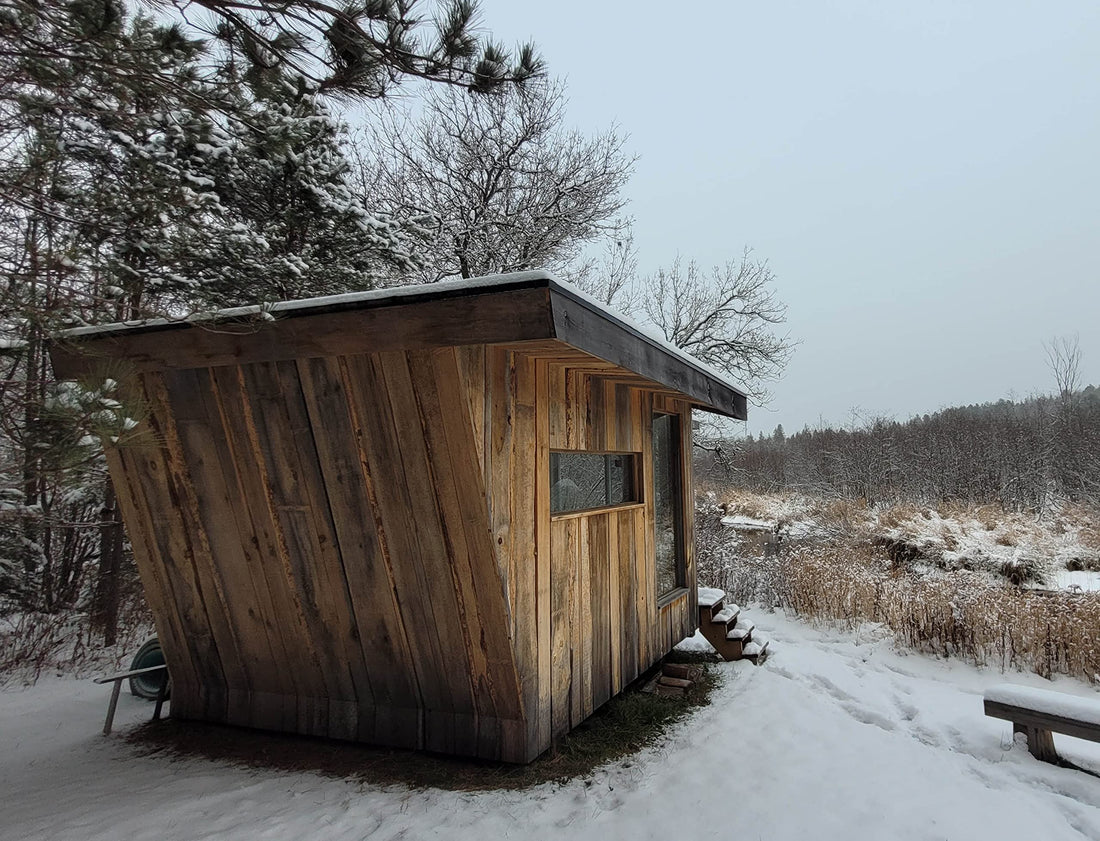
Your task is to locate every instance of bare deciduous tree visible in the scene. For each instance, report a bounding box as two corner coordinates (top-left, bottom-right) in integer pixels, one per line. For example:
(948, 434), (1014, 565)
(1046, 334), (1082, 412)
(363, 79), (634, 282)
(557, 222), (639, 313)
(641, 252), (794, 403)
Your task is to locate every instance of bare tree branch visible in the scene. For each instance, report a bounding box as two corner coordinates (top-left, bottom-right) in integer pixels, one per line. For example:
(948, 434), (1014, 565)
(362, 78), (634, 282)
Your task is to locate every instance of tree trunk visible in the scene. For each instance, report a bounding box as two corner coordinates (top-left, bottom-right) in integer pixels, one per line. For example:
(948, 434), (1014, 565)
(92, 477), (124, 646)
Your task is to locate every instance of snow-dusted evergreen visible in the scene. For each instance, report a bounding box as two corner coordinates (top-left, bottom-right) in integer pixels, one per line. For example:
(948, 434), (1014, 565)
(0, 0), (533, 640)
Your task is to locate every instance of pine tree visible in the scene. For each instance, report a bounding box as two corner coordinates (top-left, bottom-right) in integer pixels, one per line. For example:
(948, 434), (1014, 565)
(191, 93), (430, 307)
(0, 3), (431, 636)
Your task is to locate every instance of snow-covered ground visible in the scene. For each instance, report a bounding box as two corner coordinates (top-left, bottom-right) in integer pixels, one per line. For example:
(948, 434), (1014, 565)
(4, 613), (1100, 841)
(1053, 569), (1100, 593)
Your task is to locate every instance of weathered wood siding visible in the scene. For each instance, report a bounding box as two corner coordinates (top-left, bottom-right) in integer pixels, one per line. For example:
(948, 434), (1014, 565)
(112, 349), (527, 760)
(538, 364), (697, 740)
(105, 340), (697, 763)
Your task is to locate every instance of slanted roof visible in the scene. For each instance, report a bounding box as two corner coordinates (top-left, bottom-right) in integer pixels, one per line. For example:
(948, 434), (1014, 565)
(50, 271), (748, 418)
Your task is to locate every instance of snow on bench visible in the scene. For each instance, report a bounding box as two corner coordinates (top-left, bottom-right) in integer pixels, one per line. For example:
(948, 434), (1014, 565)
(983, 683), (1100, 765)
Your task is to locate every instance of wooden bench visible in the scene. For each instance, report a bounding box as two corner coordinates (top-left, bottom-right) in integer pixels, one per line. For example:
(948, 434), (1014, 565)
(984, 683), (1100, 765)
(94, 664), (169, 735)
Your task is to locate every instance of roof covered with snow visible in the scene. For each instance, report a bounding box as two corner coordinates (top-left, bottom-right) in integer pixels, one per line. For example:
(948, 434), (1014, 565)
(50, 271), (749, 418)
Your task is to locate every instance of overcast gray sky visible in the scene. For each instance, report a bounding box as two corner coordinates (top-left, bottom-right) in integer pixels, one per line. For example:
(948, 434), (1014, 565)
(476, 0), (1100, 434)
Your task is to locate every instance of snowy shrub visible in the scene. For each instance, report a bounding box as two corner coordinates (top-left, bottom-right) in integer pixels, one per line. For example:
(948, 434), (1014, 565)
(699, 489), (1100, 683)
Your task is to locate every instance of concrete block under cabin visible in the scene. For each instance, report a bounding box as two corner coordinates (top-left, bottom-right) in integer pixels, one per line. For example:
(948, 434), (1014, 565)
(50, 271), (747, 763)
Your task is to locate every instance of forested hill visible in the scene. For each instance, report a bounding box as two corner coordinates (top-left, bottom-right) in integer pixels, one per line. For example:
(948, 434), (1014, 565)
(717, 386), (1100, 511)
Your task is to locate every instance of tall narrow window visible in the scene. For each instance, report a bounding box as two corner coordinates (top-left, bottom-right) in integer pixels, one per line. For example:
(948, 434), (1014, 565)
(652, 413), (684, 597)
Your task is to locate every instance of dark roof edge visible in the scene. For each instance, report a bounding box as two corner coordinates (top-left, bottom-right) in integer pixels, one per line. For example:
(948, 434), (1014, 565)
(58, 271), (558, 343)
(53, 270), (748, 419)
(546, 280), (748, 420)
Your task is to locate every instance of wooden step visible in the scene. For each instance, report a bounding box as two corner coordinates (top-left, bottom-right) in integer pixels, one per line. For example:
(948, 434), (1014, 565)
(697, 587), (725, 609)
(698, 587), (726, 623)
(741, 639), (770, 663)
(658, 675), (692, 689)
(726, 619), (754, 642)
(710, 605), (740, 626)
(662, 662), (701, 681)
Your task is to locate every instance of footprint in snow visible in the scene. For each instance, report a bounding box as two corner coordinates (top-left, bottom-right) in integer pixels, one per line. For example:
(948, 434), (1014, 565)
(892, 694), (919, 722)
(839, 701), (898, 732)
(806, 673), (858, 704)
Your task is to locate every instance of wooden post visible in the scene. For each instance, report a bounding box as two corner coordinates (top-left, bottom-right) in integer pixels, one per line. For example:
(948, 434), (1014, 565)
(1015, 723), (1059, 763)
(103, 681), (122, 735)
(153, 671), (169, 721)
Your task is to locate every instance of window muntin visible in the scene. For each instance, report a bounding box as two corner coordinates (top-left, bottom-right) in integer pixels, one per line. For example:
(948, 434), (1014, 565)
(550, 452), (638, 515)
(652, 413), (684, 597)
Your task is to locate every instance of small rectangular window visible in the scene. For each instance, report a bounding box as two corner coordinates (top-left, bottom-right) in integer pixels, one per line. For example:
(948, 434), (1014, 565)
(550, 452), (637, 515)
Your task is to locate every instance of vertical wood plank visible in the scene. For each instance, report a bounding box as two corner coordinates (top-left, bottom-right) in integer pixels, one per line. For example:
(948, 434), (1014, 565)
(509, 351), (542, 759)
(588, 513), (612, 709)
(632, 389), (652, 668)
(418, 348), (527, 757)
(534, 357), (553, 751)
(296, 355), (422, 745)
(603, 379), (618, 451)
(549, 518), (573, 737)
(239, 360), (369, 737)
(586, 376), (605, 451)
(487, 348), (515, 608)
(454, 345), (486, 472)
(680, 404), (698, 641)
(209, 365), (321, 732)
(340, 352), (456, 748)
(640, 391), (658, 663)
(567, 371), (585, 452)
(618, 507), (639, 685)
(405, 349), (483, 756)
(375, 350), (473, 754)
(162, 367), (289, 731)
(576, 515), (593, 720)
(134, 373), (233, 722)
(547, 363), (567, 449)
(105, 444), (203, 711)
(607, 508), (621, 694)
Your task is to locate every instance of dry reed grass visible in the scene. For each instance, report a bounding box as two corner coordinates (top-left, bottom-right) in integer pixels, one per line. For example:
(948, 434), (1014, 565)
(776, 547), (1100, 683)
(717, 488), (783, 520)
(695, 490), (1100, 682)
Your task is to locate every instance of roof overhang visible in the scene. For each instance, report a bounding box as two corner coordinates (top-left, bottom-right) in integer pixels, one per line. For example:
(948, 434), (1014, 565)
(49, 272), (748, 419)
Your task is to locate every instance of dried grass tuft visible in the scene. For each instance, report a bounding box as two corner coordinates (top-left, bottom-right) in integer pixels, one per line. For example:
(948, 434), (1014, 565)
(772, 547), (1100, 683)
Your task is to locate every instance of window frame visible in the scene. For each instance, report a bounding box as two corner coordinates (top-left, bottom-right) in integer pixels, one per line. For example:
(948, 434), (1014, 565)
(548, 449), (643, 519)
(651, 411), (686, 602)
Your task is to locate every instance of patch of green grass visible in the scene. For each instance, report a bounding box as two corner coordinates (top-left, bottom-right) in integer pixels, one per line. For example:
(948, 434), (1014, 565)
(126, 654), (725, 791)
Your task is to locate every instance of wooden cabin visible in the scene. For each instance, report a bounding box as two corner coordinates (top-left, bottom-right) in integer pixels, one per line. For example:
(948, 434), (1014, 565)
(50, 272), (747, 763)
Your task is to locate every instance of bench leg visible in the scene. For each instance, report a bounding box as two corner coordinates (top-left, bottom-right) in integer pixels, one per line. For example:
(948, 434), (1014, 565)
(1014, 723), (1059, 763)
(103, 680), (122, 736)
(153, 671), (168, 721)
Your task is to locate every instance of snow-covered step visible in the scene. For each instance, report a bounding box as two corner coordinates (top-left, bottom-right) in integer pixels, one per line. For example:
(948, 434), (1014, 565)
(726, 620), (755, 641)
(741, 639), (770, 662)
(711, 605), (740, 625)
(697, 586), (725, 609)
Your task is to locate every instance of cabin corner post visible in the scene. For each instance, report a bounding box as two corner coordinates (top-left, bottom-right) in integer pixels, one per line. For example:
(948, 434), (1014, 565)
(533, 356), (554, 754)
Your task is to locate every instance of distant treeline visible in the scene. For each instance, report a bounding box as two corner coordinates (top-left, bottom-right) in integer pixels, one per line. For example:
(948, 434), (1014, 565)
(707, 386), (1100, 511)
